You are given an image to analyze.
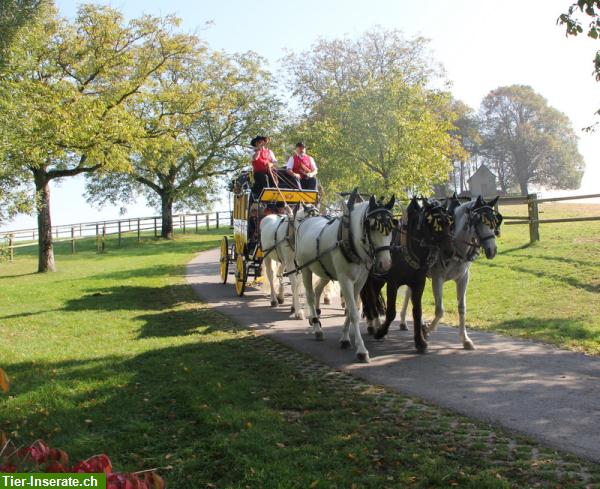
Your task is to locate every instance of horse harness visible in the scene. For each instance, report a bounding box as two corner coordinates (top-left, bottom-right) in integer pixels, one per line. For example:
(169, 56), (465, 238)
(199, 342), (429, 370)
(262, 206), (320, 261)
(444, 204), (503, 264)
(283, 204), (394, 278)
(396, 204), (449, 271)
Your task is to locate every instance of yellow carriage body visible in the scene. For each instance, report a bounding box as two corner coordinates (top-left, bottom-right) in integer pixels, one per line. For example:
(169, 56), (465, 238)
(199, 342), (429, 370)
(224, 184), (319, 296)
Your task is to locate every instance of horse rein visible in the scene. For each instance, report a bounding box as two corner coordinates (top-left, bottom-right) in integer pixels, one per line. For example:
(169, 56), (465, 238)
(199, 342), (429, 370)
(448, 205), (503, 262)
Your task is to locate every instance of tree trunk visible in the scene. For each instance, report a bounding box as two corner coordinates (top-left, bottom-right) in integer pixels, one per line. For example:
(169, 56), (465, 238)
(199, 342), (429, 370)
(34, 169), (56, 272)
(160, 192), (174, 240)
(518, 179), (529, 196)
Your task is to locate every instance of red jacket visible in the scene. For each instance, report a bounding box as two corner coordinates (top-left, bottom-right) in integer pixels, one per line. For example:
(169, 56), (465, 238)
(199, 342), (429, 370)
(292, 154), (315, 175)
(252, 148), (273, 173)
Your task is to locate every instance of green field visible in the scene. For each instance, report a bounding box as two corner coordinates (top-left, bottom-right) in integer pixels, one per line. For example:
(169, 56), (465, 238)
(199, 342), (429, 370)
(420, 202), (600, 355)
(0, 209), (599, 487)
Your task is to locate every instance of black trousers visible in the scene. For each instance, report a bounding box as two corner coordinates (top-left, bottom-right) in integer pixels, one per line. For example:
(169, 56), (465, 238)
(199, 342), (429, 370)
(300, 177), (317, 190)
(252, 171), (275, 199)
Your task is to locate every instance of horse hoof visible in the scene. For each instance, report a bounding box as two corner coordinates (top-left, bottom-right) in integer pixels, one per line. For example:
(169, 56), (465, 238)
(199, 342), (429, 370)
(399, 322), (408, 331)
(463, 341), (475, 350)
(290, 306), (295, 314)
(356, 352), (370, 363)
(416, 342), (428, 354)
(277, 296), (284, 305)
(323, 297), (331, 305)
(340, 340), (351, 349)
(315, 331), (324, 341)
(295, 312), (305, 320)
(270, 300), (278, 307)
(374, 329), (388, 340)
(316, 308), (321, 315)
(367, 326), (375, 335)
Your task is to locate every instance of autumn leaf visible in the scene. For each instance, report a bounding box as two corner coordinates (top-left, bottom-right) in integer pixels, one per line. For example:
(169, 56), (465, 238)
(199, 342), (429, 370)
(0, 368), (9, 393)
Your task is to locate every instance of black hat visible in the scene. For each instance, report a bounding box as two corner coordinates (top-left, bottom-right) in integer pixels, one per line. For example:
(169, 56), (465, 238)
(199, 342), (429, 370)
(295, 141), (305, 148)
(250, 136), (268, 147)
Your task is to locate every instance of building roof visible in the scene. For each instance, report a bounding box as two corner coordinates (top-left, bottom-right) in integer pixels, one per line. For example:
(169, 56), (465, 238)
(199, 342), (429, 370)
(467, 164), (496, 183)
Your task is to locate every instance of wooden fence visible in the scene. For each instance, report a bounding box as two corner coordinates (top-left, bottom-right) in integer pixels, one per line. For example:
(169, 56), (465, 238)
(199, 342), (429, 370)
(500, 193), (600, 243)
(0, 211), (233, 261)
(1, 192), (598, 259)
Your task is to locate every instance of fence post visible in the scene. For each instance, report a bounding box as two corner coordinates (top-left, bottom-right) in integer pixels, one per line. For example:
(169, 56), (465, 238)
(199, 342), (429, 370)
(79, 224), (82, 237)
(137, 218), (141, 242)
(154, 217), (158, 238)
(216, 212), (220, 229)
(183, 215), (186, 234)
(8, 234), (13, 262)
(195, 214), (198, 233)
(527, 193), (540, 243)
(230, 210), (233, 227)
(71, 227), (75, 254)
(96, 224), (100, 253)
(101, 225), (106, 253)
(206, 214), (210, 230)
(118, 221), (122, 247)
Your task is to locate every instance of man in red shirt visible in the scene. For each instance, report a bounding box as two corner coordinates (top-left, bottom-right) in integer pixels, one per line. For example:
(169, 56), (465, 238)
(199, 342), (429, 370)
(286, 142), (318, 190)
(250, 135), (278, 199)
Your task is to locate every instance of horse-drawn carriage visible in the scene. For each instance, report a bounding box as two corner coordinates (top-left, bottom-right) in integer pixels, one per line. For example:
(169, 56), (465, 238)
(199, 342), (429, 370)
(219, 170), (319, 296)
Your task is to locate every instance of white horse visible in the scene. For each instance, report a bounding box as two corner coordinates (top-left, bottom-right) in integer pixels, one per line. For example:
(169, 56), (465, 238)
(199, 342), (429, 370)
(260, 205), (319, 319)
(295, 190), (395, 362)
(397, 195), (502, 349)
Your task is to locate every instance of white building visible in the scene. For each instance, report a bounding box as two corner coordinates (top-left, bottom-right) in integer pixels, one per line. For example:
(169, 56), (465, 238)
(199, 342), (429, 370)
(467, 164), (497, 197)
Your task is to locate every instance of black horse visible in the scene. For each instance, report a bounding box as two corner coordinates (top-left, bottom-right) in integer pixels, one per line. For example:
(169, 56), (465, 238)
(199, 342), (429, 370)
(360, 197), (454, 353)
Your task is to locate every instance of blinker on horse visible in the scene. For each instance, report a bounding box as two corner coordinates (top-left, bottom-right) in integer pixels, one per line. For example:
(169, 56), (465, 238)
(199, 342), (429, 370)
(294, 189), (396, 362)
(398, 194), (503, 350)
(361, 197), (455, 353)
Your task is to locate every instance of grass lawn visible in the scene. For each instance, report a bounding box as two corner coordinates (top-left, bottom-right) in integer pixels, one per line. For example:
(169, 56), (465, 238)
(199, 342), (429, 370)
(419, 202), (600, 355)
(1, 226), (599, 488)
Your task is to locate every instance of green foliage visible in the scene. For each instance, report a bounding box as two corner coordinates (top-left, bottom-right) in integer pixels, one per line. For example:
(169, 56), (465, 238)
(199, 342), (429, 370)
(479, 85), (584, 195)
(0, 2), (200, 268)
(0, 0), (42, 68)
(558, 0), (600, 128)
(283, 29), (460, 203)
(85, 49), (280, 216)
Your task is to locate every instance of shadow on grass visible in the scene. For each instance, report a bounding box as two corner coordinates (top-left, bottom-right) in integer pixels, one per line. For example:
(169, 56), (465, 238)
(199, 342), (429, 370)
(490, 316), (600, 342)
(0, 338), (369, 488)
(499, 252), (598, 268)
(478, 260), (600, 294)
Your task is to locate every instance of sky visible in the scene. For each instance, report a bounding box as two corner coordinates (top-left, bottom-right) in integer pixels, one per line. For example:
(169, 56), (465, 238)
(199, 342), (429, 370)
(3, 0), (599, 231)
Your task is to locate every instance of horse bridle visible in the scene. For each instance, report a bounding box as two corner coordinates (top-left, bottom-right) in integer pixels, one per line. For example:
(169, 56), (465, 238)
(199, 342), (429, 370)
(362, 206), (395, 262)
(449, 205), (503, 261)
(468, 205), (503, 243)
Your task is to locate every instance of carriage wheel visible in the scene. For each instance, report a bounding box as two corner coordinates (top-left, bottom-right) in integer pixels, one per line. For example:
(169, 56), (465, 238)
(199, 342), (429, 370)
(235, 253), (247, 296)
(219, 236), (229, 284)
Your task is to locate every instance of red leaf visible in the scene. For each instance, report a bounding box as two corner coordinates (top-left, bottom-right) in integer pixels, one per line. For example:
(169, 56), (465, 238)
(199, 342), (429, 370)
(45, 462), (68, 473)
(49, 448), (69, 465)
(29, 440), (51, 463)
(0, 464), (17, 472)
(144, 472), (165, 489)
(81, 454), (112, 474)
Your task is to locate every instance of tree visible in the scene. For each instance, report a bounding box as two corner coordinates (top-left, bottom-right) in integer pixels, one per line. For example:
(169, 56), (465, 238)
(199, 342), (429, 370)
(0, 0), (42, 67)
(0, 3), (196, 271)
(448, 100), (482, 194)
(479, 85), (584, 195)
(86, 51), (278, 239)
(558, 1), (600, 128)
(283, 29), (461, 201)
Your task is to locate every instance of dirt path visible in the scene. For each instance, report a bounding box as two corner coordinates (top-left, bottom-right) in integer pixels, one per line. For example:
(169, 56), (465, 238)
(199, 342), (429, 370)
(186, 248), (600, 463)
